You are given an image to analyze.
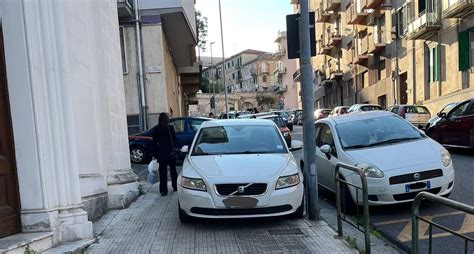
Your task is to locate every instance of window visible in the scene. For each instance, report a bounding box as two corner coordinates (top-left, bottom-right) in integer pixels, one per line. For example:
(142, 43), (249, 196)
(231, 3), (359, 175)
(262, 75), (267, 82)
(170, 119), (186, 133)
(448, 101), (470, 118)
(189, 119), (206, 132)
(119, 27), (127, 74)
(394, 3), (411, 37)
(232, 73), (235, 79)
(428, 46), (439, 83)
(464, 101), (474, 116)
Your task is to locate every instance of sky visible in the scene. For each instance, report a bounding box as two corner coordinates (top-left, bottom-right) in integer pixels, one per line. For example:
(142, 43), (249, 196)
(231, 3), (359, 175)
(195, 0), (293, 58)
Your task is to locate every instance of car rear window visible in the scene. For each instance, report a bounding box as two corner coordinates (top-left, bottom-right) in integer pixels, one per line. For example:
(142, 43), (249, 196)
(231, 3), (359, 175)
(360, 105), (382, 111)
(416, 106), (430, 114)
(405, 106), (430, 114)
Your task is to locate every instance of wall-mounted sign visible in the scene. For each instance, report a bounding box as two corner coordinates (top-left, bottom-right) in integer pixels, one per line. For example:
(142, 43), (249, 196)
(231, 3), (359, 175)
(147, 66), (162, 73)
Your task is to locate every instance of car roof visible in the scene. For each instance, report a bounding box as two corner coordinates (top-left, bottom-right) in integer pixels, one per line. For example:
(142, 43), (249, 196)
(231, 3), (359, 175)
(200, 119), (275, 127)
(321, 111), (394, 125)
(172, 116), (212, 120)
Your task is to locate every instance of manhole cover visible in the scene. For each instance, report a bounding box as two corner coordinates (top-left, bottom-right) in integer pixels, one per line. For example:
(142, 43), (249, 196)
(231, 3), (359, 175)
(268, 228), (304, 235)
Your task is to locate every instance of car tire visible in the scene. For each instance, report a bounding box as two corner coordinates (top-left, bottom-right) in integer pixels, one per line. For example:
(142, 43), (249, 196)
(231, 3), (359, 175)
(289, 198), (304, 219)
(179, 203), (193, 223)
(130, 146), (147, 164)
(340, 182), (357, 214)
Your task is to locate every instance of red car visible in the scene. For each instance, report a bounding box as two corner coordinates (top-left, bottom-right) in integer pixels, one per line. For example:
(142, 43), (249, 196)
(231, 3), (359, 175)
(426, 99), (474, 149)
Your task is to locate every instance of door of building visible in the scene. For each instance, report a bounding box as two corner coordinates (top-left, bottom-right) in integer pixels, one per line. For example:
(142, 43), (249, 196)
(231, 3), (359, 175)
(0, 27), (21, 238)
(399, 73), (408, 104)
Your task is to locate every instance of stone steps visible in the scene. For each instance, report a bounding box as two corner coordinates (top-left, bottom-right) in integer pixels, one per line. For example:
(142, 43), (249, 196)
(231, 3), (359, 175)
(0, 232), (54, 254)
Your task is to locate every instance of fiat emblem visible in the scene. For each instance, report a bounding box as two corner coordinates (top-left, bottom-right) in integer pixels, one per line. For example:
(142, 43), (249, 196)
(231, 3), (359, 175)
(413, 173), (421, 181)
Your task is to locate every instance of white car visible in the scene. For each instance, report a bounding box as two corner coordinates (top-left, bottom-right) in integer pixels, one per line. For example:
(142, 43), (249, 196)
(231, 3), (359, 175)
(301, 111), (454, 208)
(178, 119), (304, 222)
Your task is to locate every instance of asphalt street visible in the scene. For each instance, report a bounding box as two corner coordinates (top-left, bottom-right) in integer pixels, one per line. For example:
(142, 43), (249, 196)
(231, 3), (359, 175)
(292, 125), (474, 254)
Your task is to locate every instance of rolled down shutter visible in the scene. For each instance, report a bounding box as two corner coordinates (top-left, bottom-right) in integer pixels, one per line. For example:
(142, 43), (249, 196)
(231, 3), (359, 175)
(459, 30), (470, 71)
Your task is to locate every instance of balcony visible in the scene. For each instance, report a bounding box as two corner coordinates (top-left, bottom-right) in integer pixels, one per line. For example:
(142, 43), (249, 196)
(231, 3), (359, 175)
(346, 2), (370, 25)
(273, 48), (286, 59)
(324, 0), (341, 12)
(346, 48), (354, 64)
(365, 0), (385, 9)
(329, 31), (342, 46)
(407, 11), (441, 40)
(316, 7), (332, 22)
(117, 0), (134, 18)
(354, 36), (369, 65)
(368, 29), (386, 53)
(272, 65), (287, 76)
(442, 0), (474, 19)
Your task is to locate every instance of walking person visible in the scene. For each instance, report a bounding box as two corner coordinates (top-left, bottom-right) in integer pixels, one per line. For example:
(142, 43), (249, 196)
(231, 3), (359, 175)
(151, 113), (178, 196)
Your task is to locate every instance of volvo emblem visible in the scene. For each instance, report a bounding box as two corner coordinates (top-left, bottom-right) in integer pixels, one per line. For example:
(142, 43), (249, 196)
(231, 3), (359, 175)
(237, 186), (246, 193)
(413, 173), (421, 181)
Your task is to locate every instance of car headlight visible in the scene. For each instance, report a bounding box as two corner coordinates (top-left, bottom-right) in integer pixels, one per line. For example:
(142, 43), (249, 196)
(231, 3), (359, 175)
(441, 150), (451, 167)
(181, 176), (206, 191)
(276, 173), (300, 189)
(356, 163), (384, 178)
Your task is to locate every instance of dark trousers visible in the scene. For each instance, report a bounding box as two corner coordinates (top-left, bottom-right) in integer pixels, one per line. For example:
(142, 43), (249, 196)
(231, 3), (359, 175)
(159, 160), (177, 194)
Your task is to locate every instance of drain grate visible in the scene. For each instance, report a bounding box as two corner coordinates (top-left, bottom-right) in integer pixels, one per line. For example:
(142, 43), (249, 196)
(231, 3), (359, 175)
(268, 228), (304, 235)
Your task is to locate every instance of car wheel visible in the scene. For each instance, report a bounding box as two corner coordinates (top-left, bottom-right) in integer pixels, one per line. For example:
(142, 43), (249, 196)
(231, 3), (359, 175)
(179, 203), (193, 223)
(130, 146), (146, 164)
(289, 198), (304, 219)
(340, 182), (357, 214)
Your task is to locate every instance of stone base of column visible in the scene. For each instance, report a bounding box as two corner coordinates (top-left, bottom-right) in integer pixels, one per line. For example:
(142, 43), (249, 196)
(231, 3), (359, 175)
(107, 169), (139, 209)
(21, 207), (93, 245)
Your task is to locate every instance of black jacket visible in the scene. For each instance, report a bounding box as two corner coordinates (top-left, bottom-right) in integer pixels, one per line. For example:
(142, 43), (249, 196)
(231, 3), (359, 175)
(151, 124), (177, 163)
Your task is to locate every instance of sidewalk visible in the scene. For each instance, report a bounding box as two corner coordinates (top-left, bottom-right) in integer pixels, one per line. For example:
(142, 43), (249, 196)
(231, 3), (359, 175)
(86, 183), (357, 253)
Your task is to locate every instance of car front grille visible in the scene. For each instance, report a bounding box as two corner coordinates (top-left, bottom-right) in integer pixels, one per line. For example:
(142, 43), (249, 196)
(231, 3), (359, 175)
(389, 169), (443, 185)
(190, 205), (292, 216)
(215, 183), (267, 196)
(393, 187), (441, 201)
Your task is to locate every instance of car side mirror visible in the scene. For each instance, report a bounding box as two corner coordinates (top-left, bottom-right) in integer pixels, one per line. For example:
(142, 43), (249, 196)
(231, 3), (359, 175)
(419, 129), (426, 135)
(289, 140), (303, 151)
(320, 144), (332, 160)
(180, 145), (189, 154)
(437, 112), (447, 118)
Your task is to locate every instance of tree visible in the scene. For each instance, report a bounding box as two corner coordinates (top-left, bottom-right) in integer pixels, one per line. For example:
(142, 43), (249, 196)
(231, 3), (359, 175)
(257, 95), (277, 110)
(196, 11), (208, 52)
(200, 77), (224, 94)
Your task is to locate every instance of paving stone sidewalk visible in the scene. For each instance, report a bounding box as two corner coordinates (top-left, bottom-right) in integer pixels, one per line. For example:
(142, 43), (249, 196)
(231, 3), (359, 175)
(86, 183), (357, 254)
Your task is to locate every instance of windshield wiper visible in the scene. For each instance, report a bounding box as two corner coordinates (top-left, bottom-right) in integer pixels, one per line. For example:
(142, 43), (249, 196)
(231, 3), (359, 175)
(368, 137), (421, 147)
(344, 144), (373, 149)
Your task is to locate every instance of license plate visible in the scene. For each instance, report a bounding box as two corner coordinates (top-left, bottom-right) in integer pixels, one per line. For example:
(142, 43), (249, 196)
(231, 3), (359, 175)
(405, 181), (430, 192)
(223, 196), (258, 208)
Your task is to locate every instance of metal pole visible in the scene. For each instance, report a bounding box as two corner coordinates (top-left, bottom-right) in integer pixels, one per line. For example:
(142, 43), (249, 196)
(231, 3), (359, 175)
(299, 0), (319, 220)
(218, 0), (229, 119)
(134, 0), (147, 130)
(210, 42), (215, 114)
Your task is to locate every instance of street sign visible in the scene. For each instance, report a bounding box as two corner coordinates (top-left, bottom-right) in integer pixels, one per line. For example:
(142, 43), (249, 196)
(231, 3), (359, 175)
(286, 12), (316, 60)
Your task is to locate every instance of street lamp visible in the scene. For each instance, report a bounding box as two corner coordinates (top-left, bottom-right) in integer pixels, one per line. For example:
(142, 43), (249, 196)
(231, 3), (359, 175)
(218, 0), (229, 118)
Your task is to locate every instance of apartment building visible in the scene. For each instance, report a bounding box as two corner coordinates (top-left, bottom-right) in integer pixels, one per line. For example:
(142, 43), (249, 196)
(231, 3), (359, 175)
(272, 31), (301, 110)
(292, 0), (474, 113)
(119, 0), (200, 134)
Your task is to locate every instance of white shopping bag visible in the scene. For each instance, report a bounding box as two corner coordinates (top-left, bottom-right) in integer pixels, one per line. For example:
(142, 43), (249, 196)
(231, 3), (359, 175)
(147, 159), (159, 184)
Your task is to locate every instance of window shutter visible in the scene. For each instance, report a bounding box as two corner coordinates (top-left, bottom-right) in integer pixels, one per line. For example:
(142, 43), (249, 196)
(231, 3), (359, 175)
(459, 30), (470, 71)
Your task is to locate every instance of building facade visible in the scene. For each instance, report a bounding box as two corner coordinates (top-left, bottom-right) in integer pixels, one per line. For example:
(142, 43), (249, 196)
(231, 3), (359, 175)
(119, 0), (200, 135)
(291, 0), (474, 113)
(0, 0), (138, 251)
(272, 31), (300, 110)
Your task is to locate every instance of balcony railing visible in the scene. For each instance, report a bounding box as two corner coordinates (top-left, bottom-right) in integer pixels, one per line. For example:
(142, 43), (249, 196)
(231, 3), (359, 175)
(442, 0), (474, 19)
(316, 6), (332, 22)
(346, 48), (354, 64)
(273, 48), (286, 59)
(354, 36), (369, 64)
(368, 28), (386, 53)
(407, 11), (441, 40)
(347, 1), (370, 25)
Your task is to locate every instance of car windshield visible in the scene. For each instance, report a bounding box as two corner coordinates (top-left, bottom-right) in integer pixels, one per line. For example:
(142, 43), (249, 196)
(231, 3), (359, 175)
(441, 103), (457, 114)
(336, 116), (424, 149)
(192, 125), (288, 155)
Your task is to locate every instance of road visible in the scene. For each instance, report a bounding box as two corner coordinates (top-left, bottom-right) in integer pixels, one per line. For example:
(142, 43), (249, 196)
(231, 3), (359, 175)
(292, 125), (474, 254)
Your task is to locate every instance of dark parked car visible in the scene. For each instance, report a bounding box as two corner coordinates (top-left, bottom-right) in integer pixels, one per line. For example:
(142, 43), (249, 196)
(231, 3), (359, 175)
(425, 102), (458, 130)
(426, 99), (474, 149)
(258, 115), (292, 146)
(272, 111), (294, 131)
(129, 117), (211, 163)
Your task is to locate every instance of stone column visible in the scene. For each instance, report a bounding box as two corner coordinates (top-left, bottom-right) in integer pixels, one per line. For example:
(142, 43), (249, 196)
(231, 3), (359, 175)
(3, 0), (92, 244)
